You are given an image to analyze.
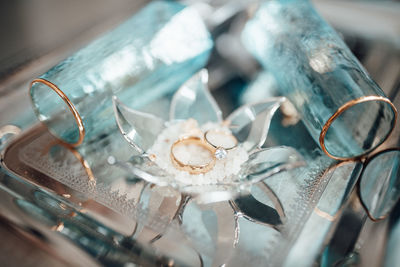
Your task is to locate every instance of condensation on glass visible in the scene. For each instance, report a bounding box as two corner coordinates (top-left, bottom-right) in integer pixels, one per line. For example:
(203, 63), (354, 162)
(242, 0), (397, 160)
(30, 1), (213, 146)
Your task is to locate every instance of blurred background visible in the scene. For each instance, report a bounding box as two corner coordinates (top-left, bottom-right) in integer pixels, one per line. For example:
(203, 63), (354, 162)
(0, 0), (399, 266)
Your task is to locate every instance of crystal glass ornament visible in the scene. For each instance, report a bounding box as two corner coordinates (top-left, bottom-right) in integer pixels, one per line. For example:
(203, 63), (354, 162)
(242, 0), (397, 160)
(113, 69), (305, 202)
(30, 1), (213, 146)
(170, 69), (222, 125)
(359, 149), (400, 220)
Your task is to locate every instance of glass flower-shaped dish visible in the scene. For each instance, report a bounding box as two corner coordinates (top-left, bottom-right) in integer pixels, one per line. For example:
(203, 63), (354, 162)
(113, 69), (305, 203)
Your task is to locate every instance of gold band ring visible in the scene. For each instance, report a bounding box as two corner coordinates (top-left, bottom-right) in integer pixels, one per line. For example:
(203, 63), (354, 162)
(29, 78), (85, 147)
(170, 136), (216, 174)
(319, 95), (397, 160)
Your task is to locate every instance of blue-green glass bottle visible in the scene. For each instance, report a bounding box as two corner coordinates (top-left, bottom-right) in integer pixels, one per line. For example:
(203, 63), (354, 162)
(30, 1), (213, 146)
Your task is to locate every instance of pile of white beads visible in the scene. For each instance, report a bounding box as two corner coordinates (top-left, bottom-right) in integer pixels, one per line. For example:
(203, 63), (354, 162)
(147, 119), (249, 185)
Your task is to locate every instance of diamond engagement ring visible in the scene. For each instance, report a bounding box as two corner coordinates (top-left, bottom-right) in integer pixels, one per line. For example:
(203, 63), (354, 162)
(204, 129), (238, 160)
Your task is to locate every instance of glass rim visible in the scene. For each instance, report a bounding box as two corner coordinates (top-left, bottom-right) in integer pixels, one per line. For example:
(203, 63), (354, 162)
(29, 78), (85, 146)
(319, 95), (398, 160)
(358, 147), (400, 221)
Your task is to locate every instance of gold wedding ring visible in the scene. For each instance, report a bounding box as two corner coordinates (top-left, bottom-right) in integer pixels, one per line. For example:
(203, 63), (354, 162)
(170, 136), (216, 174)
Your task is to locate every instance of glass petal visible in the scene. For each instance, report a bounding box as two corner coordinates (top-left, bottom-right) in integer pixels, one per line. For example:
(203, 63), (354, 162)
(118, 155), (172, 186)
(182, 201), (216, 264)
(225, 97), (285, 152)
(238, 146), (305, 184)
(183, 184), (243, 204)
(360, 149), (400, 220)
(170, 69), (223, 124)
(181, 201), (237, 265)
(113, 96), (165, 154)
(117, 154), (248, 202)
(232, 194), (282, 226)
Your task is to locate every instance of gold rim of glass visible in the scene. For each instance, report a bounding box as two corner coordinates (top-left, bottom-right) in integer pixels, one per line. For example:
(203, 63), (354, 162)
(319, 95), (398, 161)
(29, 78), (85, 147)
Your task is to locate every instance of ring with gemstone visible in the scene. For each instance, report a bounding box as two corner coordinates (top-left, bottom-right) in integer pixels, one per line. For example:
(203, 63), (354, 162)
(170, 136), (216, 174)
(204, 129), (238, 160)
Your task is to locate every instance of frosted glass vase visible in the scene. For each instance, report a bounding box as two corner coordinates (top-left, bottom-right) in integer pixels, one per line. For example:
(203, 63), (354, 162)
(30, 1), (213, 146)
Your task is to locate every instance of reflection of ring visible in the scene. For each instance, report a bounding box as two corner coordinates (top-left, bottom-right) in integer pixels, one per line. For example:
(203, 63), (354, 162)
(204, 129), (238, 160)
(43, 140), (95, 182)
(170, 136), (216, 174)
